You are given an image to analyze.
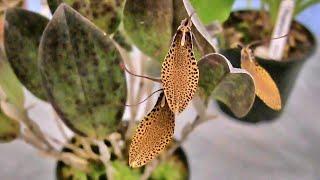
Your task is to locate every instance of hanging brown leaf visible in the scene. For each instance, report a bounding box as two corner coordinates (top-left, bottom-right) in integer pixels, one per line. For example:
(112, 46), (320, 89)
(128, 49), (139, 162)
(129, 93), (175, 168)
(241, 47), (281, 110)
(161, 18), (199, 113)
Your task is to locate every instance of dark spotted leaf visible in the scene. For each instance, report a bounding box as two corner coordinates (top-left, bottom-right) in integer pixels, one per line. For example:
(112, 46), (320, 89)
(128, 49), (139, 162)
(0, 108), (20, 143)
(123, 0), (173, 62)
(39, 4), (127, 139)
(4, 8), (49, 100)
(47, 0), (123, 34)
(198, 53), (255, 118)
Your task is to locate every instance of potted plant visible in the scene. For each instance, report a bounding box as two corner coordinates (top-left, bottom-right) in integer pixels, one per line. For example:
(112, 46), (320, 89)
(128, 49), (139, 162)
(0, 0), (256, 179)
(217, 0), (318, 123)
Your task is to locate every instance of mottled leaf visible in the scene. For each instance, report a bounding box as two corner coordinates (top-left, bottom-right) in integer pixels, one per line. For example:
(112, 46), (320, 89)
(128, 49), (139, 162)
(123, 0), (173, 62)
(47, 0), (122, 34)
(0, 108), (20, 143)
(129, 93), (175, 168)
(189, 0), (235, 24)
(0, 48), (24, 109)
(39, 4), (127, 139)
(161, 18), (199, 113)
(4, 8), (49, 100)
(198, 53), (255, 117)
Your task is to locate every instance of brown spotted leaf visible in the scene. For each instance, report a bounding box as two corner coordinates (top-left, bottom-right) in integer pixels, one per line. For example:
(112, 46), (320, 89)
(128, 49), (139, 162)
(39, 4), (126, 139)
(47, 0), (123, 34)
(198, 53), (255, 118)
(4, 8), (49, 100)
(241, 49), (281, 110)
(161, 21), (199, 113)
(129, 93), (175, 168)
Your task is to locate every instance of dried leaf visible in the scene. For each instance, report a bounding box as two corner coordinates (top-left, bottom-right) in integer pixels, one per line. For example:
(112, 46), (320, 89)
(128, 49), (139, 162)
(241, 48), (281, 110)
(129, 93), (175, 168)
(161, 18), (199, 113)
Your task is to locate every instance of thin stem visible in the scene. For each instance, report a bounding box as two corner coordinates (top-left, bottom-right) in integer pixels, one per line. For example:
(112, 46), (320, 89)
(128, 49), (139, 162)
(125, 89), (163, 107)
(108, 133), (124, 160)
(120, 63), (162, 83)
(52, 108), (69, 141)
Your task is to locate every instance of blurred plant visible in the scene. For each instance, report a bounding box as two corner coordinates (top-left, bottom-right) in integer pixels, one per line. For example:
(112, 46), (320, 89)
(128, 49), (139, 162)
(261, 0), (320, 25)
(0, 0), (256, 179)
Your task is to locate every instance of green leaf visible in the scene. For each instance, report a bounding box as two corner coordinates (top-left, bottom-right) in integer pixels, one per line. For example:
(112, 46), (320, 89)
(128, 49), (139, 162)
(198, 53), (255, 118)
(0, 109), (20, 143)
(39, 4), (127, 139)
(47, 0), (123, 34)
(190, 0), (235, 24)
(4, 8), (49, 100)
(123, 0), (173, 62)
(0, 49), (24, 109)
(173, 0), (216, 59)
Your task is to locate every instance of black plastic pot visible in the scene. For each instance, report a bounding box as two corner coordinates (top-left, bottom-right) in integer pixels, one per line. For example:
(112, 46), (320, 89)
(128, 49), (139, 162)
(218, 12), (316, 123)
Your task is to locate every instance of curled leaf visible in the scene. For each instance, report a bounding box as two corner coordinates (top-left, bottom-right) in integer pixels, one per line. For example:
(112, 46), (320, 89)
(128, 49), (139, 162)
(39, 4), (127, 138)
(4, 8), (49, 100)
(129, 93), (175, 168)
(241, 48), (281, 110)
(198, 53), (255, 117)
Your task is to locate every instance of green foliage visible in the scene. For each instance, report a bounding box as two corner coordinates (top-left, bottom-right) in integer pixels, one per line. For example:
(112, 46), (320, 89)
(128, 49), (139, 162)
(198, 53), (255, 118)
(150, 157), (188, 180)
(123, 0), (216, 62)
(123, 0), (173, 62)
(0, 50), (24, 109)
(112, 161), (141, 180)
(190, 0), (235, 24)
(4, 8), (49, 100)
(0, 109), (20, 143)
(47, 0), (123, 34)
(39, 4), (127, 139)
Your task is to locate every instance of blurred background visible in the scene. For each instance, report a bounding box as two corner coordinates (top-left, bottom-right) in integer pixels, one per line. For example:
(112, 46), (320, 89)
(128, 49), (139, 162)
(1, 0), (320, 179)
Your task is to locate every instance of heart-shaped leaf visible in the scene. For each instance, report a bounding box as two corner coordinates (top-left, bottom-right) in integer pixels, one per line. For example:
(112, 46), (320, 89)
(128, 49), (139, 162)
(4, 8), (49, 100)
(39, 4), (127, 139)
(0, 48), (24, 109)
(47, 0), (122, 34)
(0, 109), (20, 143)
(198, 53), (255, 118)
(189, 0), (235, 25)
(123, 0), (173, 62)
